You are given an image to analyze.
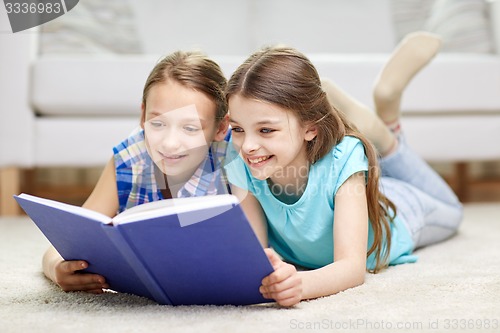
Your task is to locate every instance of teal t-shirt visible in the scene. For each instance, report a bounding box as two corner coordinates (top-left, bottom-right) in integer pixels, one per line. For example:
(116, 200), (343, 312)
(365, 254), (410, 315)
(225, 135), (417, 270)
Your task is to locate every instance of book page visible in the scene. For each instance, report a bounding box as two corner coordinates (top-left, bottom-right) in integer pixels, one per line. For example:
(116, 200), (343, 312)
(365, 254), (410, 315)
(113, 194), (238, 225)
(16, 193), (112, 224)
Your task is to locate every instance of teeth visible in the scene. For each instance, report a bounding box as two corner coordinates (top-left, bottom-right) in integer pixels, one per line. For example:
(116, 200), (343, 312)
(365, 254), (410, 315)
(249, 156), (269, 164)
(160, 152), (185, 159)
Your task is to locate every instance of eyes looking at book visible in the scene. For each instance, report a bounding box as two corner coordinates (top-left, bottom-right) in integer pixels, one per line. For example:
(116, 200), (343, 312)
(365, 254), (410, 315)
(142, 81), (226, 180)
(228, 94), (317, 183)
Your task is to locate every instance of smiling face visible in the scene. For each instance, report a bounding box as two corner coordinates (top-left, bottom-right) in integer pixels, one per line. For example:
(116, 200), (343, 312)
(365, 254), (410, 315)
(228, 94), (317, 186)
(142, 81), (227, 184)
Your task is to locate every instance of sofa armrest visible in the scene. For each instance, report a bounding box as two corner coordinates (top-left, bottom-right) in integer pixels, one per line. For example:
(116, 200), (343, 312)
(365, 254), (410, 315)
(0, 7), (37, 167)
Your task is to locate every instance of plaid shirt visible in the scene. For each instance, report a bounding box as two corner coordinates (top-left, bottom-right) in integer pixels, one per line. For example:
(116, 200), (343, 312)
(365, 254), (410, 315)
(113, 128), (230, 213)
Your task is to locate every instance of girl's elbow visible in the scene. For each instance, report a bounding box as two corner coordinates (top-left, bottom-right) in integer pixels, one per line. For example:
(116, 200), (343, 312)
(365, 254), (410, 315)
(352, 262), (366, 287)
(351, 267), (365, 288)
(354, 271), (365, 287)
(342, 267), (365, 293)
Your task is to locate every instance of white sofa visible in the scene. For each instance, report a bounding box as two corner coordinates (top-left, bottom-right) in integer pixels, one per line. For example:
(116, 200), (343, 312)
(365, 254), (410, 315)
(1, 0), (500, 215)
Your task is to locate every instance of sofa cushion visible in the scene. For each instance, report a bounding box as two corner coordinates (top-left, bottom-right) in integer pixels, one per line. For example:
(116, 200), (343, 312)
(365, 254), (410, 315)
(31, 56), (157, 117)
(39, 0), (142, 55)
(311, 53), (500, 113)
(32, 53), (500, 117)
(31, 55), (244, 117)
(398, 53), (500, 113)
(392, 0), (494, 53)
(424, 0), (494, 53)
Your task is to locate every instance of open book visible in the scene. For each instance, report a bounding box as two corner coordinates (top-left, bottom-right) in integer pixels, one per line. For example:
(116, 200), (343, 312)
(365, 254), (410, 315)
(14, 193), (274, 306)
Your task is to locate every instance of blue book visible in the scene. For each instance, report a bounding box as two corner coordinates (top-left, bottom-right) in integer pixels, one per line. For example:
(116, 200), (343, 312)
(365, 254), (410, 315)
(14, 193), (274, 306)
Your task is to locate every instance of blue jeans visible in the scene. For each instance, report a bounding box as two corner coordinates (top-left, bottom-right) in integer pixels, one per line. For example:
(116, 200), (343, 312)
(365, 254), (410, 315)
(378, 135), (463, 249)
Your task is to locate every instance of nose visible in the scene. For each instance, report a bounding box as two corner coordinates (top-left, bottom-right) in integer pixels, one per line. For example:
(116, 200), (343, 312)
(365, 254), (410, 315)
(159, 127), (181, 151)
(240, 133), (260, 155)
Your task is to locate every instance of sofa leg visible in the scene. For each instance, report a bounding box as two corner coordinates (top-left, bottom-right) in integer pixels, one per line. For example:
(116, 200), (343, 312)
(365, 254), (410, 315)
(455, 162), (469, 202)
(0, 167), (21, 216)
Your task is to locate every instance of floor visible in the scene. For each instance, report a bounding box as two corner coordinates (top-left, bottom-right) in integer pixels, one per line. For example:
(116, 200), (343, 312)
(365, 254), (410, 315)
(3, 203), (500, 333)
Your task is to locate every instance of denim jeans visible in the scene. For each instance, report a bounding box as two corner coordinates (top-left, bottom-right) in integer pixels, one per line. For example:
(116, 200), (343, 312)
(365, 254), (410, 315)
(378, 135), (464, 249)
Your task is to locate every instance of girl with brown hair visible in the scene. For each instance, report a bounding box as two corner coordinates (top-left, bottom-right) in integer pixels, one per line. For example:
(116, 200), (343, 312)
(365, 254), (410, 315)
(42, 51), (231, 293)
(224, 34), (462, 306)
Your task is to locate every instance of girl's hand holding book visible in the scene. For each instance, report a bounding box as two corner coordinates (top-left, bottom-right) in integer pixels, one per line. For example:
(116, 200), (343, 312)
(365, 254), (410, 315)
(260, 248), (302, 307)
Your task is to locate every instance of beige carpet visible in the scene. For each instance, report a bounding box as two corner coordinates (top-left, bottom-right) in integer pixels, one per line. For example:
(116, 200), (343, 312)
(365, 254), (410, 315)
(1, 203), (499, 333)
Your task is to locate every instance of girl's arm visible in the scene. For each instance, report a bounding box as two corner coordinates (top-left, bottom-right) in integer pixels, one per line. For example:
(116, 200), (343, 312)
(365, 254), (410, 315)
(300, 171), (368, 297)
(261, 172), (368, 306)
(42, 157), (119, 293)
(231, 184), (268, 247)
(82, 157), (119, 216)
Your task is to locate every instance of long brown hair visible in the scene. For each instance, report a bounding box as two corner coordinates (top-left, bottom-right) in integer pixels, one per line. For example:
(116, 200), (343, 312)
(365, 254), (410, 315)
(226, 46), (396, 273)
(141, 50), (228, 125)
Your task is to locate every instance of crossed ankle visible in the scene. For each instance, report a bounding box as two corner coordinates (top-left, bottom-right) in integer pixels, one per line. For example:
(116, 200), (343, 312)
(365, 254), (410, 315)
(381, 136), (399, 157)
(385, 120), (401, 135)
